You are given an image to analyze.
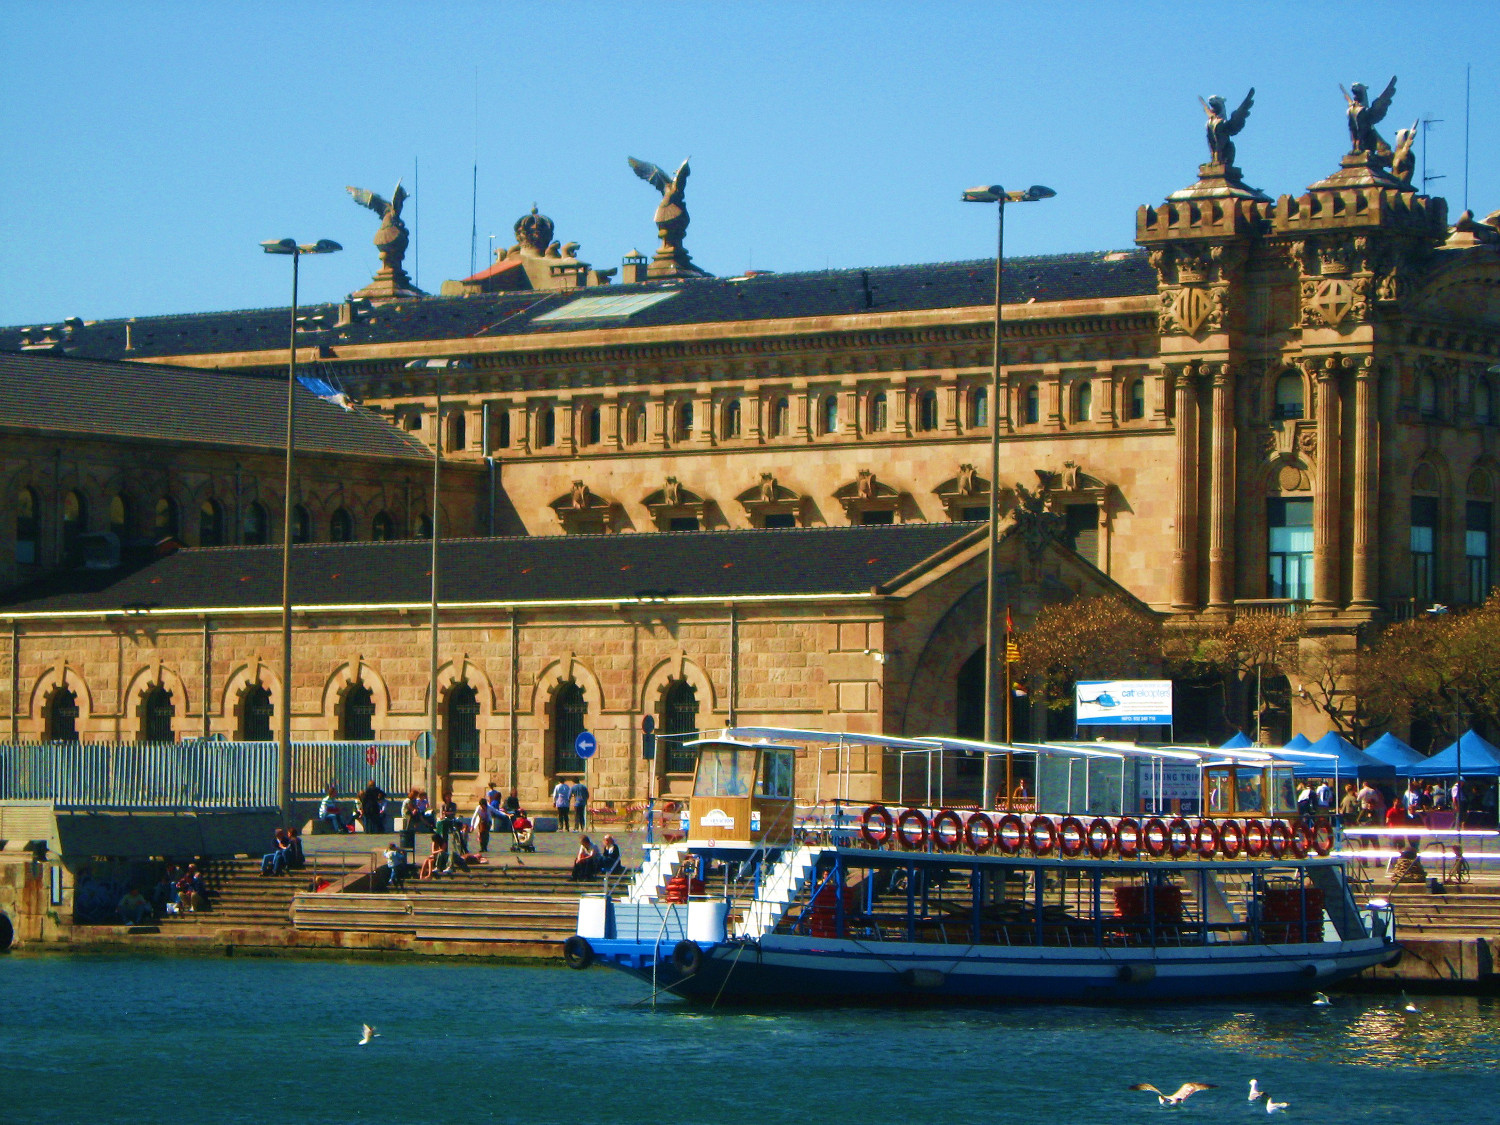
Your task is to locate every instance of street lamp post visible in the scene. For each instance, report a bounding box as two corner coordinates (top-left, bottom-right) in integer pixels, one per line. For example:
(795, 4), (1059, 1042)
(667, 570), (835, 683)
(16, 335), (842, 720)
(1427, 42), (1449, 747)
(961, 184), (1054, 804)
(261, 237), (342, 827)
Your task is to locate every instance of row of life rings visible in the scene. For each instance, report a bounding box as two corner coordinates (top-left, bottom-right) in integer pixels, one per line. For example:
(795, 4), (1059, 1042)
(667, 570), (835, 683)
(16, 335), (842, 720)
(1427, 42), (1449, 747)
(860, 805), (1333, 860)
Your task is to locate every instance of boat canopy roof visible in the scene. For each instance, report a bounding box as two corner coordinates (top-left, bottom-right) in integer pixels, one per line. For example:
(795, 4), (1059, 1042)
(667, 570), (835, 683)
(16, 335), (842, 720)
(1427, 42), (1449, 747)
(683, 735), (800, 751)
(724, 726), (940, 751)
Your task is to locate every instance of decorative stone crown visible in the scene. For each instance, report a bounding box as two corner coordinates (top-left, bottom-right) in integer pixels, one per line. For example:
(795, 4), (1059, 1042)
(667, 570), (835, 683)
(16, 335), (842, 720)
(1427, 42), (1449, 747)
(514, 207), (556, 255)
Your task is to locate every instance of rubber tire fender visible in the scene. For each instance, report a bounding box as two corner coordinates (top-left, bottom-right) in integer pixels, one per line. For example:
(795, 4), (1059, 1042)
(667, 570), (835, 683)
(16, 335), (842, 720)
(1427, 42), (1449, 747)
(672, 939), (704, 976)
(563, 935), (594, 970)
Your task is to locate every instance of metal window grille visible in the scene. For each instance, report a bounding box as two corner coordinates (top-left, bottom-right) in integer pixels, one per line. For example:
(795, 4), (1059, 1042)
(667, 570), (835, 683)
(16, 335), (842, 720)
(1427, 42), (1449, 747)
(448, 683), (481, 773)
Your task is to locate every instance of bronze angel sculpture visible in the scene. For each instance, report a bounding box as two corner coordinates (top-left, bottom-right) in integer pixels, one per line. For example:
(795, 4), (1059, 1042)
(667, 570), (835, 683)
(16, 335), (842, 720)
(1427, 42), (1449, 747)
(346, 180), (410, 271)
(1343, 77), (1398, 163)
(1200, 89), (1254, 167)
(629, 156), (691, 253)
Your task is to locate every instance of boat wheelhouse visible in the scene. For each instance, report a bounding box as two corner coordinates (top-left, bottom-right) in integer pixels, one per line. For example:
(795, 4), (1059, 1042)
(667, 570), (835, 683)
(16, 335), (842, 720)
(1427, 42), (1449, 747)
(566, 730), (1398, 1004)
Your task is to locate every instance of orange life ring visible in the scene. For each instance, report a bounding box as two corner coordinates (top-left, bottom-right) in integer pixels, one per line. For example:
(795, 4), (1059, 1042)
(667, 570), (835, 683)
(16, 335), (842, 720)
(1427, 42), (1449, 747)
(965, 812), (996, 854)
(1267, 819), (1291, 859)
(1028, 815), (1058, 856)
(860, 804), (894, 847)
(896, 808), (929, 850)
(1243, 818), (1267, 858)
(1310, 820), (1334, 857)
(931, 809), (964, 853)
(1142, 817), (1169, 858)
(1289, 826), (1310, 859)
(1058, 816), (1087, 858)
(1115, 817), (1141, 859)
(1167, 817), (1194, 859)
(1218, 819), (1244, 859)
(1087, 817), (1114, 858)
(996, 813), (1026, 855)
(1193, 819), (1220, 859)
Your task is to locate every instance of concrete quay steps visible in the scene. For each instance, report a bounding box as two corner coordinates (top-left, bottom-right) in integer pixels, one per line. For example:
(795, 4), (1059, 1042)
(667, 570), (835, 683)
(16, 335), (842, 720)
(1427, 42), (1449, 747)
(158, 855), (369, 930)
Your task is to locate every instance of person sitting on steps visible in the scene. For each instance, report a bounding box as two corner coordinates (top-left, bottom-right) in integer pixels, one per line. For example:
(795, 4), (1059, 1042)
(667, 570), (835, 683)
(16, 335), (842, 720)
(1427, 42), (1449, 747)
(570, 835), (601, 881)
(319, 785), (351, 833)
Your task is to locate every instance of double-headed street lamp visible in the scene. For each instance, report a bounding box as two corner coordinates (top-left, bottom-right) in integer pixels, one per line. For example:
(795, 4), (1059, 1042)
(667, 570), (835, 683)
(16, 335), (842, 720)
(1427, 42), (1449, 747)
(961, 185), (1054, 792)
(261, 237), (342, 826)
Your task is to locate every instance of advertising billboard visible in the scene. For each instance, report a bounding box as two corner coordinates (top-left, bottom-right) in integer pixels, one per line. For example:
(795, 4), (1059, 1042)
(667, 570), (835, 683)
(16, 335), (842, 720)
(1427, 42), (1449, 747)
(1075, 679), (1173, 726)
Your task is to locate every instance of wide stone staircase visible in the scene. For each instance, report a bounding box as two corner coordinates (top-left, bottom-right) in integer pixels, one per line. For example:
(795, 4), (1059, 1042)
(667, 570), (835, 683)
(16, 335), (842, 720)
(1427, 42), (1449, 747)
(156, 853), (371, 930)
(1379, 885), (1500, 939)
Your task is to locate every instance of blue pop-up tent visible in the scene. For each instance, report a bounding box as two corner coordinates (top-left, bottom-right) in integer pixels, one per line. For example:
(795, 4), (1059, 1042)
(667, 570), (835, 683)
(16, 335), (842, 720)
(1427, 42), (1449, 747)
(1288, 730), (1394, 779)
(1399, 730), (1500, 777)
(1283, 733), (1312, 751)
(1219, 732), (1253, 749)
(1364, 732), (1424, 769)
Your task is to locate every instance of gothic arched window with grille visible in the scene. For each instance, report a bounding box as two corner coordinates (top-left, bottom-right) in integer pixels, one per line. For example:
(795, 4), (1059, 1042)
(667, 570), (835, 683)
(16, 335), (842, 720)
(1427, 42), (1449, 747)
(552, 681), (589, 775)
(447, 682), (480, 773)
(661, 680), (700, 775)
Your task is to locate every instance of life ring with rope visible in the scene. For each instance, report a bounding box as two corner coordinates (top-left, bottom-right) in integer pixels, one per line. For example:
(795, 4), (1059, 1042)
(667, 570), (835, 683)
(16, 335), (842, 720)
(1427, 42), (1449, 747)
(1167, 817), (1194, 860)
(1028, 815), (1059, 857)
(996, 813), (1026, 855)
(1309, 820), (1334, 857)
(1243, 818), (1268, 858)
(1218, 819), (1244, 859)
(896, 808), (929, 850)
(1086, 817), (1114, 858)
(1142, 817), (1170, 858)
(931, 809), (964, 853)
(1115, 817), (1141, 859)
(1267, 819), (1291, 859)
(964, 812), (996, 854)
(1289, 825), (1310, 859)
(1058, 816), (1087, 858)
(860, 804), (894, 847)
(1193, 819), (1220, 859)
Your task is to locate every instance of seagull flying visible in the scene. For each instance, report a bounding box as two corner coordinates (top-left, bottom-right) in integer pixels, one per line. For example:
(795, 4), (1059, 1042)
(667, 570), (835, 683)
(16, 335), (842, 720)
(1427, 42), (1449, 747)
(1401, 991), (1420, 1014)
(1248, 1079), (1265, 1102)
(1266, 1097), (1290, 1114)
(1130, 1082), (1216, 1105)
(1312, 991), (1331, 1006)
(358, 1024), (380, 1046)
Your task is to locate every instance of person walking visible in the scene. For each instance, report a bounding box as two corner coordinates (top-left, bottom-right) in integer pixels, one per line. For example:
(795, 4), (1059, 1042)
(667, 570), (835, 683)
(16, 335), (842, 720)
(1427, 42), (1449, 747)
(359, 780), (387, 835)
(570, 776), (590, 833)
(552, 778), (572, 831)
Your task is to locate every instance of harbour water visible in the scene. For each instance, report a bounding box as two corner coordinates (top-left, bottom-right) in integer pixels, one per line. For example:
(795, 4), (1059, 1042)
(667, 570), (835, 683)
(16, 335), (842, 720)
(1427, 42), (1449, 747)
(2, 955), (1496, 1124)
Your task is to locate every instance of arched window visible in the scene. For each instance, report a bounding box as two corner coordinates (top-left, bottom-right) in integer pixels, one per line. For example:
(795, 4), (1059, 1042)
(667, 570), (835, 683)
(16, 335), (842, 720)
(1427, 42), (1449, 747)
(661, 680), (700, 775)
(969, 387), (989, 428)
(448, 410), (466, 452)
(48, 686), (79, 742)
(1074, 381), (1093, 422)
(771, 397), (790, 438)
(140, 685), (175, 743)
(241, 683), (273, 741)
(242, 501), (269, 545)
(723, 398), (742, 438)
(1128, 379), (1147, 420)
(370, 511), (395, 541)
(1022, 385), (1040, 425)
(447, 682), (481, 773)
(341, 682), (375, 741)
(1476, 379), (1494, 426)
(585, 407), (602, 446)
(869, 392), (888, 432)
(1418, 373), (1439, 419)
(1274, 372), (1304, 420)
(916, 389), (938, 432)
(61, 490), (86, 560)
(329, 508), (353, 542)
(109, 494), (131, 539)
(154, 497), (179, 540)
(418, 514), (433, 539)
(199, 499), (224, 546)
(291, 504), (311, 543)
(15, 487), (39, 564)
(821, 394), (839, 435)
(497, 411), (511, 448)
(552, 681), (589, 776)
(674, 401), (694, 442)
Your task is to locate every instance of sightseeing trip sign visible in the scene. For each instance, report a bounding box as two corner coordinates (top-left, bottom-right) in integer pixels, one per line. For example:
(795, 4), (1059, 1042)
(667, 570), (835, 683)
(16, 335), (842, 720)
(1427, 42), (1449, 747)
(1075, 680), (1174, 726)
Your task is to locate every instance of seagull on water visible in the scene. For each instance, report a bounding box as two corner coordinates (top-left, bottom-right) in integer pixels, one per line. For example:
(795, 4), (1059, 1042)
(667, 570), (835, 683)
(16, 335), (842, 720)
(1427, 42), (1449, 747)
(1312, 991), (1331, 1006)
(1248, 1079), (1265, 1102)
(1266, 1096), (1290, 1114)
(1400, 991), (1419, 1013)
(358, 1024), (380, 1045)
(1129, 1082), (1216, 1105)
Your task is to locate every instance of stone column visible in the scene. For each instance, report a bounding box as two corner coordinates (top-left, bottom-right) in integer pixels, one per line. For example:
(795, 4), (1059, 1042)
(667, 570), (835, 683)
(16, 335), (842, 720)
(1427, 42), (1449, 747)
(1207, 365), (1237, 609)
(1313, 361), (1342, 610)
(1172, 370), (1200, 610)
(1349, 359), (1379, 609)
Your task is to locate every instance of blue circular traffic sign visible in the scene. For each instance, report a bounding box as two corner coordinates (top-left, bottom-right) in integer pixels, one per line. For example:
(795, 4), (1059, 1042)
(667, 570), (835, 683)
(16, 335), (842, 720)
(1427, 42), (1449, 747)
(574, 730), (597, 759)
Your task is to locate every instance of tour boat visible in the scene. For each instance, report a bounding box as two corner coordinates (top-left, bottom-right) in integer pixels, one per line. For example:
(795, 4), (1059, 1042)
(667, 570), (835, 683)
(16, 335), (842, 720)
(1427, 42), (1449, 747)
(565, 729), (1399, 1004)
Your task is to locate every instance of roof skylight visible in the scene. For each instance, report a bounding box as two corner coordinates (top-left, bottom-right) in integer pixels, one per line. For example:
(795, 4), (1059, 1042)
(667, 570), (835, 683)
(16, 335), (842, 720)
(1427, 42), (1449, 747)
(532, 290), (678, 323)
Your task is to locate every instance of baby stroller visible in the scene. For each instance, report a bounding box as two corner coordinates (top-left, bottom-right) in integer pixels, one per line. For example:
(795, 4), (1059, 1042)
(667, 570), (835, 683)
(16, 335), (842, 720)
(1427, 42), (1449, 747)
(509, 810), (536, 853)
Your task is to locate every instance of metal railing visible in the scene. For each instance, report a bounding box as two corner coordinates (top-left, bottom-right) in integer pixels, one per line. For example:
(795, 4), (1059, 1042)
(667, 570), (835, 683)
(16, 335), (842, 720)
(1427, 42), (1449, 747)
(0, 741), (415, 811)
(1233, 599), (1311, 617)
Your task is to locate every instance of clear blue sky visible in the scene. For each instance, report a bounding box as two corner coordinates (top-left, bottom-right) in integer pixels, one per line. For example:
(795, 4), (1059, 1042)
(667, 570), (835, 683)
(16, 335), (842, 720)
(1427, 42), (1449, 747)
(2, 0), (1493, 325)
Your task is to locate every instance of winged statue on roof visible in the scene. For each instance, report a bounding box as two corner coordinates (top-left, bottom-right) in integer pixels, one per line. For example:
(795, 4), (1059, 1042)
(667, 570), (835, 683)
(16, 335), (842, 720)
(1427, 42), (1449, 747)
(1342, 77), (1398, 164)
(627, 156), (708, 279)
(345, 180), (421, 298)
(1199, 88), (1254, 168)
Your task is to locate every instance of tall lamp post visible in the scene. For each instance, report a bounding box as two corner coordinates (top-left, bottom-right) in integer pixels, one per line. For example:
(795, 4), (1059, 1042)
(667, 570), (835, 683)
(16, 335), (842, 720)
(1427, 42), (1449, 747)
(261, 237), (342, 826)
(961, 184), (1054, 804)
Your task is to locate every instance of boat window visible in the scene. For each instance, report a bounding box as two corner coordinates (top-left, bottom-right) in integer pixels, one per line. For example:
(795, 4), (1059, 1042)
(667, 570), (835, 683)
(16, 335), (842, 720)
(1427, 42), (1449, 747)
(1205, 767), (1233, 813)
(1235, 768), (1265, 815)
(696, 746), (752, 798)
(759, 748), (794, 799)
(1269, 766), (1298, 816)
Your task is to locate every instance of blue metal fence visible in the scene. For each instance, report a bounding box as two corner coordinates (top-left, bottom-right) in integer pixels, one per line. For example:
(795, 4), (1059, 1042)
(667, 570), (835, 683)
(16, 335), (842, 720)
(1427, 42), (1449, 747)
(0, 741), (415, 811)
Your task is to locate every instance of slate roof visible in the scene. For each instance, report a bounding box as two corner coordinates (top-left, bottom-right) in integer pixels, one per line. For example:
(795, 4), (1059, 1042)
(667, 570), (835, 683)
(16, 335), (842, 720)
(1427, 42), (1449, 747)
(0, 251), (1153, 363)
(0, 522), (982, 615)
(0, 351), (431, 461)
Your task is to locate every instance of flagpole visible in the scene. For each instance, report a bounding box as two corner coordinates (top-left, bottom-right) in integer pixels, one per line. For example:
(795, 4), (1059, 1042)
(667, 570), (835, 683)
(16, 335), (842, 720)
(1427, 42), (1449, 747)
(1005, 603), (1014, 808)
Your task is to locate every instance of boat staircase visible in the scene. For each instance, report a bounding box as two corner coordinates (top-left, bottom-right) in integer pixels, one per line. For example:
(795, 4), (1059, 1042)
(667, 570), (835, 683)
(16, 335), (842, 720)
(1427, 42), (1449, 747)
(626, 842), (689, 903)
(733, 844), (825, 939)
